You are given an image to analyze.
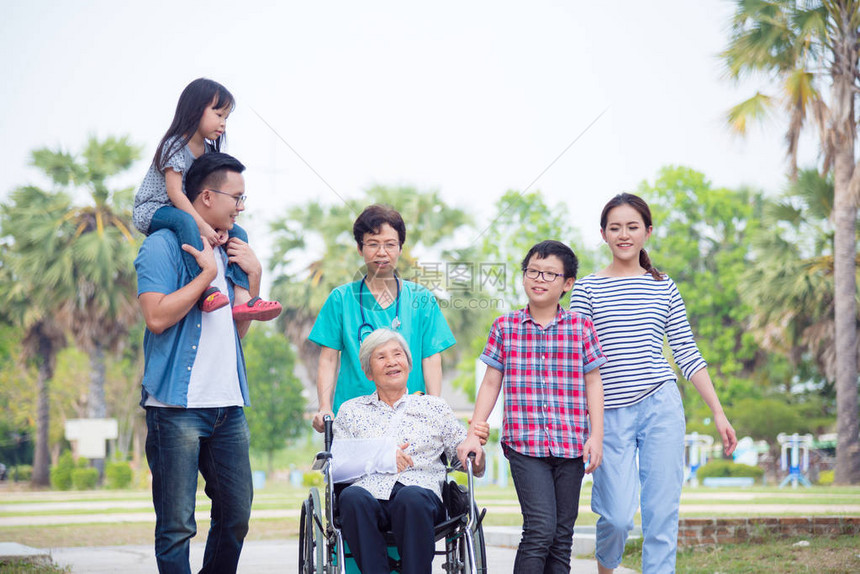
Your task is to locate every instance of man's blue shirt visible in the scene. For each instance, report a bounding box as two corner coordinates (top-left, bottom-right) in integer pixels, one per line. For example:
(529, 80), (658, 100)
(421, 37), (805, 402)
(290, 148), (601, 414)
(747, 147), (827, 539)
(134, 229), (249, 407)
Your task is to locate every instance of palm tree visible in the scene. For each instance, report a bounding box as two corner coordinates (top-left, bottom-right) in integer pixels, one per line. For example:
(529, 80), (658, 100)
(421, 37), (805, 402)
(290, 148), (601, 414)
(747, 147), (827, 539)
(743, 170), (858, 393)
(268, 187), (470, 396)
(3, 137), (141, 417)
(33, 136), (141, 420)
(0, 186), (70, 486)
(723, 0), (860, 483)
(21, 320), (66, 486)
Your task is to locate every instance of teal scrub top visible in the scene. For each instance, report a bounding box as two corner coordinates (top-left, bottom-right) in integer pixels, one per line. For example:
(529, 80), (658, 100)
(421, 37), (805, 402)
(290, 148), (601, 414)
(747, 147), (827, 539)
(309, 279), (456, 413)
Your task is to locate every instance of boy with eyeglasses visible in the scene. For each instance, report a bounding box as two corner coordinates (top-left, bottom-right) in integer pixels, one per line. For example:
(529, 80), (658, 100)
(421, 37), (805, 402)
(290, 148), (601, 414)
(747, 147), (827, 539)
(457, 240), (606, 574)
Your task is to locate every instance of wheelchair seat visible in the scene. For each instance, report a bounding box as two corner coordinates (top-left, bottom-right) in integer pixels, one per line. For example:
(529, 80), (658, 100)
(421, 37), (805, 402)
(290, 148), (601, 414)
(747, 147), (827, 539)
(299, 418), (487, 574)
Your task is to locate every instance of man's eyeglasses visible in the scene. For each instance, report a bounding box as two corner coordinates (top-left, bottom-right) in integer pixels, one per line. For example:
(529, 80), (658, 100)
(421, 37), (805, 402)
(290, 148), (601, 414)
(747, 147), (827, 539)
(207, 189), (247, 207)
(524, 268), (562, 282)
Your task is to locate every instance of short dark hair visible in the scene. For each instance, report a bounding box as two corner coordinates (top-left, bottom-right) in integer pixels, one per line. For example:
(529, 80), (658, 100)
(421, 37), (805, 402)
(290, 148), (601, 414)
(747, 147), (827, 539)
(185, 152), (246, 203)
(353, 204), (406, 247)
(521, 240), (579, 280)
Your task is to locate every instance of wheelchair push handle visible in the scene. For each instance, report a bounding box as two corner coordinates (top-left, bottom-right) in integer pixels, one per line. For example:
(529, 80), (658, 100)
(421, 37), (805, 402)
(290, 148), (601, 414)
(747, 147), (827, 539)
(324, 415), (333, 451)
(466, 451), (478, 470)
(465, 452), (478, 530)
(312, 415), (335, 471)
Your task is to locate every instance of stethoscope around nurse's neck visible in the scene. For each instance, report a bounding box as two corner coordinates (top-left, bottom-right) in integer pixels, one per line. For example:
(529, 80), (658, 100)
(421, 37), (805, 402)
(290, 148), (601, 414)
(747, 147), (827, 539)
(357, 273), (402, 344)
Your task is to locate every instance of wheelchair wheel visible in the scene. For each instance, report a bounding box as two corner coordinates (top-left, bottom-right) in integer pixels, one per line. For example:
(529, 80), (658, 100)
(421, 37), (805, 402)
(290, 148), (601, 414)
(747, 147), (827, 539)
(299, 488), (325, 573)
(467, 520), (487, 574)
(443, 516), (487, 574)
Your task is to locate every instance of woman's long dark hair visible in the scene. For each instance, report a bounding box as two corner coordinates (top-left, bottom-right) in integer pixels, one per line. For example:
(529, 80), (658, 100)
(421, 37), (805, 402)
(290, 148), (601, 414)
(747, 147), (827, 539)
(600, 192), (664, 280)
(154, 78), (235, 172)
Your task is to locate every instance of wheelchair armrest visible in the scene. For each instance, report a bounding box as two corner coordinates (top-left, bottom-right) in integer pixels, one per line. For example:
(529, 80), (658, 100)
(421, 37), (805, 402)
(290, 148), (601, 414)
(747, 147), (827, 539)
(311, 450), (332, 471)
(446, 456), (464, 473)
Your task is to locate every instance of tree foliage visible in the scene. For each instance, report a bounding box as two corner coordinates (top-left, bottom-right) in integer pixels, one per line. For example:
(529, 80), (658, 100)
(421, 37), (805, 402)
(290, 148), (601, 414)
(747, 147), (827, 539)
(638, 167), (767, 403)
(722, 0), (860, 483)
(741, 169), (860, 391)
(0, 135), (141, 484)
(243, 324), (307, 474)
(2, 136), (142, 420)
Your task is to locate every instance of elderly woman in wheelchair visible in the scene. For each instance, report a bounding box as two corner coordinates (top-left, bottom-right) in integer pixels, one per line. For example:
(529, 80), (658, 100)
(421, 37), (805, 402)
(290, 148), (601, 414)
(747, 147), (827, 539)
(322, 327), (487, 574)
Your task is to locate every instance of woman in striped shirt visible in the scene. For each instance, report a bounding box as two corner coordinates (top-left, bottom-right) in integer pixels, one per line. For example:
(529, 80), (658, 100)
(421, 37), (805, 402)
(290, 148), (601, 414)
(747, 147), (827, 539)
(570, 193), (737, 574)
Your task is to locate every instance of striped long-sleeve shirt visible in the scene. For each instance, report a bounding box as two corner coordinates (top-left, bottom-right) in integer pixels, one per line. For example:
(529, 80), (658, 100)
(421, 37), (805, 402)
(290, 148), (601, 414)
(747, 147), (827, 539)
(569, 273), (706, 409)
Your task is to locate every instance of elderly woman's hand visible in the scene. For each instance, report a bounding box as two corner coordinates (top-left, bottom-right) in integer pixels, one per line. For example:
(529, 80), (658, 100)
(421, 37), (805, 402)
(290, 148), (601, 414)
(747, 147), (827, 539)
(395, 442), (414, 473)
(456, 434), (484, 471)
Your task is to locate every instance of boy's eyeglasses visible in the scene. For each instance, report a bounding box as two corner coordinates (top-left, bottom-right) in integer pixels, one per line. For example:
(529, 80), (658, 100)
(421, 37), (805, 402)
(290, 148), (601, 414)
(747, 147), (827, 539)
(524, 268), (562, 282)
(207, 189), (247, 207)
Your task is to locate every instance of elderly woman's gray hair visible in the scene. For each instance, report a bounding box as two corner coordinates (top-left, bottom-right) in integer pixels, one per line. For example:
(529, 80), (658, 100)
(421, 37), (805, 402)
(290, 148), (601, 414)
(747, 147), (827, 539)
(358, 328), (413, 379)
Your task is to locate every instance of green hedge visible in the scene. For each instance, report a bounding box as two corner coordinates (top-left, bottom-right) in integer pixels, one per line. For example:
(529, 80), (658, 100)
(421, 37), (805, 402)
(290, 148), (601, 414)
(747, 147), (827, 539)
(51, 453), (102, 490)
(105, 461), (133, 489)
(302, 471), (323, 487)
(696, 459), (764, 479)
(50, 452), (75, 490)
(71, 467), (99, 490)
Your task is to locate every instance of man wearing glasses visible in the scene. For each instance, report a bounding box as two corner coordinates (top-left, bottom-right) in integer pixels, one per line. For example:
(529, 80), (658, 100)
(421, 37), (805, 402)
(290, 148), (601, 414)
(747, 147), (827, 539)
(309, 204), (457, 432)
(134, 152), (261, 573)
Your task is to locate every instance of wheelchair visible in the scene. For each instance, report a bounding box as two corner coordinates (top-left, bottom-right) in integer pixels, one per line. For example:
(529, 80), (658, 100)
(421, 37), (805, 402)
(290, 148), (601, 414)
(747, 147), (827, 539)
(298, 416), (488, 573)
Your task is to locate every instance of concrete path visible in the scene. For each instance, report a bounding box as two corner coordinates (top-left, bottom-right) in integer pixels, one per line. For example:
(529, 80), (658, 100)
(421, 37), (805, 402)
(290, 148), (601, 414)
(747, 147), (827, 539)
(46, 536), (639, 573)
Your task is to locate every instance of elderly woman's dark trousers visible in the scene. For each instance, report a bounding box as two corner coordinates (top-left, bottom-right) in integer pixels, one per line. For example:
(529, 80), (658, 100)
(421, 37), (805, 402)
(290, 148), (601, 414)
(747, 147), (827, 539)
(340, 482), (445, 574)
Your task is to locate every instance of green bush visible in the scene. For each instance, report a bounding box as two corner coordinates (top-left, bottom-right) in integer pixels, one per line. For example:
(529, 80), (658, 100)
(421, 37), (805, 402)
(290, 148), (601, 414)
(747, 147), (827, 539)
(11, 464), (32, 482)
(137, 458), (151, 489)
(71, 467), (99, 490)
(817, 469), (834, 485)
(302, 471), (323, 487)
(105, 461), (133, 489)
(697, 459), (764, 480)
(50, 451), (75, 490)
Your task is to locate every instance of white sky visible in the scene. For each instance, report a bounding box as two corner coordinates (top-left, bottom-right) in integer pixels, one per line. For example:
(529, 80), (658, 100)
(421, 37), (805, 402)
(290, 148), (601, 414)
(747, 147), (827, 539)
(1, 1), (816, 286)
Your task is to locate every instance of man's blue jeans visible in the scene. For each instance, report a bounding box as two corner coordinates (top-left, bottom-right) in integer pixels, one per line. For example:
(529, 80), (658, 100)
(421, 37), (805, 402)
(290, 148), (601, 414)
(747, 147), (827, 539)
(145, 406), (253, 574)
(505, 446), (585, 574)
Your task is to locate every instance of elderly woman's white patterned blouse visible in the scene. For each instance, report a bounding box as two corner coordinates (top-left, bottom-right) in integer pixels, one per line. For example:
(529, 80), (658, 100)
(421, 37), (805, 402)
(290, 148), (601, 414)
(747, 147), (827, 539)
(333, 391), (467, 501)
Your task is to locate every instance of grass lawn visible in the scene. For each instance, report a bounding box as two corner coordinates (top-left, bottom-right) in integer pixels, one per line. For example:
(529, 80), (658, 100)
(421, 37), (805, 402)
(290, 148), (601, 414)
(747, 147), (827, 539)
(620, 534), (860, 573)
(0, 562), (70, 574)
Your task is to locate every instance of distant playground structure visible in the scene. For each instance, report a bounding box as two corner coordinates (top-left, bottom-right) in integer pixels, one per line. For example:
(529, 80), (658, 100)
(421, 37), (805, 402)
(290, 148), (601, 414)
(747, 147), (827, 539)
(682, 431), (836, 488)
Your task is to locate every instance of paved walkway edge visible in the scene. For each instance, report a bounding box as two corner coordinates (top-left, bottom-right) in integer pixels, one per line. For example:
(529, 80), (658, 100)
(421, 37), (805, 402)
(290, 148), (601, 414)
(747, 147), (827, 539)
(0, 542), (51, 566)
(484, 525), (642, 555)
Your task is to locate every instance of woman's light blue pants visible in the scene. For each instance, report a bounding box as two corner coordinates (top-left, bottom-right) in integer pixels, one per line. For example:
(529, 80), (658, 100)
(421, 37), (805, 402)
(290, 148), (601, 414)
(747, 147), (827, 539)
(592, 382), (686, 573)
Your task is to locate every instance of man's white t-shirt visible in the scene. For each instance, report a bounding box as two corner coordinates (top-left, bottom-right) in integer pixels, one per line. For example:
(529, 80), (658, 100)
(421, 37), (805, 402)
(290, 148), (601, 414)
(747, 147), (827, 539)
(146, 246), (242, 408)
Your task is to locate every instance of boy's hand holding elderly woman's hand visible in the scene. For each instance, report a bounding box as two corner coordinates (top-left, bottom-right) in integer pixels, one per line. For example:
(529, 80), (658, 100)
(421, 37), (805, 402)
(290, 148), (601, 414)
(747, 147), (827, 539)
(457, 420), (490, 471)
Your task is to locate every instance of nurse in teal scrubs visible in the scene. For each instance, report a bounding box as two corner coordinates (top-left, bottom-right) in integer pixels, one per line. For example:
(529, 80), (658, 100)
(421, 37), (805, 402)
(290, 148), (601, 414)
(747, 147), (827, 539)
(310, 204), (456, 432)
